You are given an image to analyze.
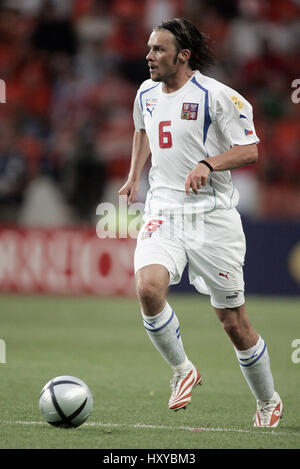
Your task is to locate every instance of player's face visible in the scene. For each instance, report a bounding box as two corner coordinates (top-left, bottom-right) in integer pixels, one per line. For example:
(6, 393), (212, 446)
(146, 30), (180, 83)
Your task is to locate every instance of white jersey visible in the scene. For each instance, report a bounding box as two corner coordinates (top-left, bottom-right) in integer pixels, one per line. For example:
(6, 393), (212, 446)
(133, 70), (259, 215)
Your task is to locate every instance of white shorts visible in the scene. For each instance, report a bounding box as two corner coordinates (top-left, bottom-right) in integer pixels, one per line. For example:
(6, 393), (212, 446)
(134, 208), (246, 309)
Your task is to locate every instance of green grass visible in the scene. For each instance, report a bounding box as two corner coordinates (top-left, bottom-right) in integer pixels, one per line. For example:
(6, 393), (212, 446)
(0, 293), (299, 449)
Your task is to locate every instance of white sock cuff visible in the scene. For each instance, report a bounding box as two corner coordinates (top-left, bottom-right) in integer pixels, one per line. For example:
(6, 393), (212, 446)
(235, 336), (267, 367)
(142, 302), (174, 332)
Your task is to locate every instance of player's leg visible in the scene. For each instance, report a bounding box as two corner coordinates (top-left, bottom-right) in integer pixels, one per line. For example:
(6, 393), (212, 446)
(134, 225), (188, 370)
(214, 303), (258, 350)
(214, 303), (283, 427)
(135, 263), (201, 410)
(214, 303), (273, 399)
(135, 263), (169, 317)
(134, 211), (203, 409)
(187, 208), (282, 425)
(136, 264), (189, 369)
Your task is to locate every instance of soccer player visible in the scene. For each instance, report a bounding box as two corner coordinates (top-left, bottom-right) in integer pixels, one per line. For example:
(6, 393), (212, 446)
(119, 18), (283, 427)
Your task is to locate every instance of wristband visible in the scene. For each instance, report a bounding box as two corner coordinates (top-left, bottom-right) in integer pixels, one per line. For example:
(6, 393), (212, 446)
(198, 160), (214, 172)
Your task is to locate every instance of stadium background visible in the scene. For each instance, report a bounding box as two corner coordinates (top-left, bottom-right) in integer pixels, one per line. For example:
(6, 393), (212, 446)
(0, 0), (299, 297)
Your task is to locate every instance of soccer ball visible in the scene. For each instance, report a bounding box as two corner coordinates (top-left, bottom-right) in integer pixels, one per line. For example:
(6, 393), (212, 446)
(39, 375), (93, 428)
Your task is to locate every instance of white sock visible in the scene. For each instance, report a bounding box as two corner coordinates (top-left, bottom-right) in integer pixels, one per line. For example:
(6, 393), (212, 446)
(235, 335), (274, 401)
(142, 302), (188, 369)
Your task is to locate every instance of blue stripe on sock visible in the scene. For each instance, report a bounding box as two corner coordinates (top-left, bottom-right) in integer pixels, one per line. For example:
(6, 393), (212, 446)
(143, 310), (174, 332)
(239, 342), (266, 367)
(143, 320), (155, 328)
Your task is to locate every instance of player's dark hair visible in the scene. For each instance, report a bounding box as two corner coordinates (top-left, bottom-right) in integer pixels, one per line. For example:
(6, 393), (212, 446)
(154, 18), (215, 72)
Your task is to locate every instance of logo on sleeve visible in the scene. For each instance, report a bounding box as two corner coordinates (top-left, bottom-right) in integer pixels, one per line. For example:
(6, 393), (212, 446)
(244, 129), (253, 136)
(231, 95), (244, 110)
(181, 102), (198, 120)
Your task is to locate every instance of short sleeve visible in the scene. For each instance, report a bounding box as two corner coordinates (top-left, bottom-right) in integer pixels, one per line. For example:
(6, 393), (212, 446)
(214, 88), (260, 146)
(133, 93), (145, 130)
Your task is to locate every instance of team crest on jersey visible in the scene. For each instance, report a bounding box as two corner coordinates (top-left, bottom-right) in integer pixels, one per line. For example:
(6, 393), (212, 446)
(181, 102), (198, 120)
(146, 98), (158, 116)
(231, 95), (244, 110)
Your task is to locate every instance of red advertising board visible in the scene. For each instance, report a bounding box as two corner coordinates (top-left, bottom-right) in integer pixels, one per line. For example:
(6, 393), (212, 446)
(0, 227), (136, 295)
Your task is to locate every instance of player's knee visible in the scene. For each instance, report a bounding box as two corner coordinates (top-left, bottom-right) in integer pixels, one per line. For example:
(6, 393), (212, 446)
(136, 277), (163, 304)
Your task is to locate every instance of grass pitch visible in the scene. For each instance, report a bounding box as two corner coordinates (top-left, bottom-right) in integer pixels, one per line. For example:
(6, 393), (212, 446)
(0, 293), (299, 450)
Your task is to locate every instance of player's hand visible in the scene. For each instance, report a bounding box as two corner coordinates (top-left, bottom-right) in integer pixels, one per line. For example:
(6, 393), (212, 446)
(118, 179), (139, 205)
(185, 163), (211, 195)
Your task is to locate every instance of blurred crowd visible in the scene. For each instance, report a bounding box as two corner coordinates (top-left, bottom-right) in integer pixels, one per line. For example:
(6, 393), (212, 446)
(0, 0), (299, 225)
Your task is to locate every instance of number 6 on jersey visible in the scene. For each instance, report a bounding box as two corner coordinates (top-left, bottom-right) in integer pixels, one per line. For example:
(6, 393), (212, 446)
(159, 121), (172, 148)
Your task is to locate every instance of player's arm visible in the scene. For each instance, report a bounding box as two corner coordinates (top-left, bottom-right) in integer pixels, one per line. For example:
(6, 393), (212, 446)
(185, 143), (258, 195)
(118, 129), (151, 204)
(205, 143), (258, 171)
